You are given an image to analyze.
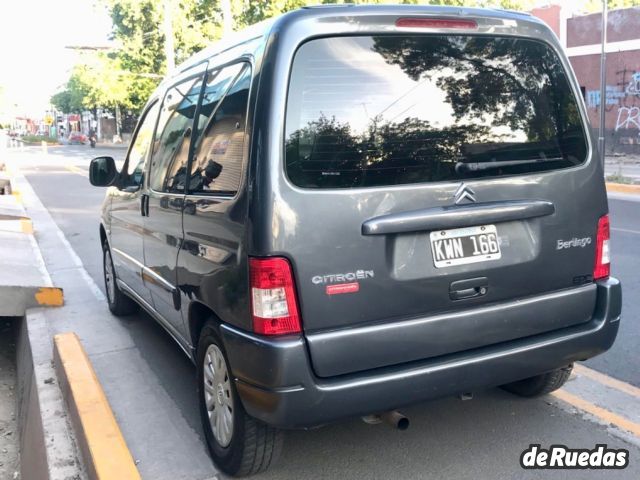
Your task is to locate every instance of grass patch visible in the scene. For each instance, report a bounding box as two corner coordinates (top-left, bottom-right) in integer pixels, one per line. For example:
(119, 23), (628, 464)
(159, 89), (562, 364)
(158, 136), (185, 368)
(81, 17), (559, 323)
(21, 135), (60, 144)
(606, 174), (636, 185)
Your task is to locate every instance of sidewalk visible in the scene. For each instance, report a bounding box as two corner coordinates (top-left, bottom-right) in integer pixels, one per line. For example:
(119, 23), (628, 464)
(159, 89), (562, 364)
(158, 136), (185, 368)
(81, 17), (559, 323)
(95, 142), (129, 150)
(0, 185), (63, 316)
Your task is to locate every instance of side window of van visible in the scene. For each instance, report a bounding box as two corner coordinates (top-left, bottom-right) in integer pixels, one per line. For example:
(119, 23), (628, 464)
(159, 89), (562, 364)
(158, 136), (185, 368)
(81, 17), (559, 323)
(148, 73), (205, 193)
(189, 63), (251, 195)
(125, 102), (160, 188)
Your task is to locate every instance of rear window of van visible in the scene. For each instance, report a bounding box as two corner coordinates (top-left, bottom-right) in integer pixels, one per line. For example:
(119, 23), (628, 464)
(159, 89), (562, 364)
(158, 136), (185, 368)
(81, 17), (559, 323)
(284, 35), (588, 189)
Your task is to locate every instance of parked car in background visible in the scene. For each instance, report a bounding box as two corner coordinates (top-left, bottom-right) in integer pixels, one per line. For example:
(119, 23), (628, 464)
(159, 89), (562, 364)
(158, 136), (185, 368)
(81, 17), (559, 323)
(68, 132), (87, 145)
(88, 4), (621, 477)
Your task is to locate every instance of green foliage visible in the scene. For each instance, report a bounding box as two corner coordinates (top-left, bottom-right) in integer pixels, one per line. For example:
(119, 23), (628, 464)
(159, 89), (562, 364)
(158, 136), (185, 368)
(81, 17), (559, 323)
(98, 0), (228, 112)
(234, 0), (535, 27)
(585, 0), (640, 12)
(21, 135), (60, 144)
(54, 0), (537, 114)
(51, 54), (132, 113)
(606, 173), (636, 184)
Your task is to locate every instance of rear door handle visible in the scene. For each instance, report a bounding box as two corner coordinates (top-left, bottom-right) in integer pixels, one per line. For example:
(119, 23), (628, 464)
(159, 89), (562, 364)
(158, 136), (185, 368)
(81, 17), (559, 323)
(140, 193), (149, 217)
(450, 277), (488, 301)
(362, 200), (555, 235)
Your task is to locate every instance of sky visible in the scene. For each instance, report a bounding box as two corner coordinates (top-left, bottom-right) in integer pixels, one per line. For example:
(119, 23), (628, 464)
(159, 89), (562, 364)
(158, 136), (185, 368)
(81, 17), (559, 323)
(0, 0), (113, 117)
(0, 0), (595, 120)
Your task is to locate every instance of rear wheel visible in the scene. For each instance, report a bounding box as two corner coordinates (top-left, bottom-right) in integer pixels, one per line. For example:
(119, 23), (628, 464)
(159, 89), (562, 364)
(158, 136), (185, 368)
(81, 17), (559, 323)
(501, 364), (573, 397)
(197, 322), (283, 476)
(103, 243), (138, 316)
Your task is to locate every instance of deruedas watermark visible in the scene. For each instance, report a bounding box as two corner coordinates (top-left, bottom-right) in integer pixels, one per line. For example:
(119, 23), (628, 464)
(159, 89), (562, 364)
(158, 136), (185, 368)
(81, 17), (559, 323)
(520, 444), (629, 469)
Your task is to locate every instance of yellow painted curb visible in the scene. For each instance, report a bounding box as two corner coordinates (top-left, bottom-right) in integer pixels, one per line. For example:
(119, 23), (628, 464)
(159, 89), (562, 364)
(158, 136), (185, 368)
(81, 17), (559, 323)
(35, 287), (64, 307)
(552, 389), (640, 438)
(0, 217), (32, 234)
(606, 182), (640, 195)
(20, 218), (33, 234)
(54, 333), (141, 480)
(12, 189), (22, 204)
(573, 364), (640, 399)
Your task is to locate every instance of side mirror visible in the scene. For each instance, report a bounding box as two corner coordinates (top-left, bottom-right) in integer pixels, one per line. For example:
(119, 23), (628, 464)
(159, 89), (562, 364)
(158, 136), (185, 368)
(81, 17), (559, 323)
(89, 156), (118, 187)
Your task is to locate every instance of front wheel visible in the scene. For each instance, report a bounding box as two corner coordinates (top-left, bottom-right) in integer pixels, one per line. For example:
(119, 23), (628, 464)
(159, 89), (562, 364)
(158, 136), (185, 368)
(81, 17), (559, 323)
(501, 364), (573, 397)
(197, 323), (283, 476)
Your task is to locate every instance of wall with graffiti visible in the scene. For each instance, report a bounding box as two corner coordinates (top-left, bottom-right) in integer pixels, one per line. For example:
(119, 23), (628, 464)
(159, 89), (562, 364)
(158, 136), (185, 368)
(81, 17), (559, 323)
(567, 8), (640, 154)
(575, 55), (640, 153)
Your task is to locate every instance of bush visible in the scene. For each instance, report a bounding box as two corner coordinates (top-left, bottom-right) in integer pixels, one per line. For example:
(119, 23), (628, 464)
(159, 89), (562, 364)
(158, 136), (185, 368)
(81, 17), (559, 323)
(606, 174), (636, 185)
(21, 135), (60, 144)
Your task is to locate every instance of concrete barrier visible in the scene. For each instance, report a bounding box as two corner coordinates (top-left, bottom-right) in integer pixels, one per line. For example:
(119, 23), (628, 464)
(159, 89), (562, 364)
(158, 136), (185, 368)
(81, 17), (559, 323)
(53, 333), (141, 480)
(16, 312), (85, 480)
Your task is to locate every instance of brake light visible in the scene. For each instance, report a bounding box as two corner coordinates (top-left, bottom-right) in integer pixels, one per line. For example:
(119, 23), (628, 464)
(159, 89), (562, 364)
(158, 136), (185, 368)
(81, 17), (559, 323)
(395, 18), (478, 30)
(249, 257), (301, 335)
(593, 214), (610, 280)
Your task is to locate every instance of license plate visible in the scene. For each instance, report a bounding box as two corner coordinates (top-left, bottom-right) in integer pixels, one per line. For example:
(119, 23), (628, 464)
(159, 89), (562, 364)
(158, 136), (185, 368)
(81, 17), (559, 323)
(430, 225), (501, 268)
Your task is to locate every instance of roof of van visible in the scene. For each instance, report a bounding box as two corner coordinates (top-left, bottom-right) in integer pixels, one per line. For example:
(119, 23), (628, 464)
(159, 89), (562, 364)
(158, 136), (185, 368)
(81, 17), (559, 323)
(174, 4), (544, 75)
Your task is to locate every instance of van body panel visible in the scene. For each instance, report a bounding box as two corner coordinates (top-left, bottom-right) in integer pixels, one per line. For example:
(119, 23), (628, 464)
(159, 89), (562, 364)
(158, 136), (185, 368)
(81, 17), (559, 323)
(96, 5), (621, 433)
(223, 278), (620, 428)
(306, 284), (596, 377)
(249, 7), (608, 377)
(176, 55), (261, 335)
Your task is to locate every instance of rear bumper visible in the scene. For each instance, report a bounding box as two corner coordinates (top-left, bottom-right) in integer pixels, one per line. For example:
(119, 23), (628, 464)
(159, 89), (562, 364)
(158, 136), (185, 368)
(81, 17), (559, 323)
(221, 278), (621, 429)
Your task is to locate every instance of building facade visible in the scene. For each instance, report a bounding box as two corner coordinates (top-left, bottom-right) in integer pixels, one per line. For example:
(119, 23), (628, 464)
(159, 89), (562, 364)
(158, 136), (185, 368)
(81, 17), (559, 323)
(532, 5), (640, 153)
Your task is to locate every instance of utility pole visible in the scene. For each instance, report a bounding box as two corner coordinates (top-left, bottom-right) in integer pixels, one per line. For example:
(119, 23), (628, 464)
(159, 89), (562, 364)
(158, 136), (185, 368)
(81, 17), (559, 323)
(163, 0), (175, 72)
(598, 0), (607, 164)
(221, 0), (233, 36)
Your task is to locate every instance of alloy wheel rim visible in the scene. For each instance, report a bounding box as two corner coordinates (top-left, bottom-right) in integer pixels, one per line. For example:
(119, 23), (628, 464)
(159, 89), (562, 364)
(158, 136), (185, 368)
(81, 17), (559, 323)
(203, 344), (234, 447)
(105, 250), (116, 303)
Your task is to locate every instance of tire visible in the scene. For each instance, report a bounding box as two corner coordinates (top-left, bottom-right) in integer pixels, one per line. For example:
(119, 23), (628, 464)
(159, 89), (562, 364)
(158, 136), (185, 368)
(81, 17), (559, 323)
(197, 322), (283, 477)
(102, 243), (138, 316)
(501, 364), (573, 398)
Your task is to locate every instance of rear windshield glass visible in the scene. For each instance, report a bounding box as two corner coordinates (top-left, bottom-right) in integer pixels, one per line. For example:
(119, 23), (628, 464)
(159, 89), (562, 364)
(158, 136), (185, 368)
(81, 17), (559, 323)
(285, 35), (588, 189)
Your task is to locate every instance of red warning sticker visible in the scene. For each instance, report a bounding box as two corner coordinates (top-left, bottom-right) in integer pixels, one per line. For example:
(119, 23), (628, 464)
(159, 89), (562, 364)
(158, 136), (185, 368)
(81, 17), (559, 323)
(326, 282), (360, 295)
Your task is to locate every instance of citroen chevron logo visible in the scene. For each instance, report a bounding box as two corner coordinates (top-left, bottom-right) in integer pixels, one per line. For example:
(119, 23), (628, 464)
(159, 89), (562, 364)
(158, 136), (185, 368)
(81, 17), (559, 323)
(454, 183), (476, 204)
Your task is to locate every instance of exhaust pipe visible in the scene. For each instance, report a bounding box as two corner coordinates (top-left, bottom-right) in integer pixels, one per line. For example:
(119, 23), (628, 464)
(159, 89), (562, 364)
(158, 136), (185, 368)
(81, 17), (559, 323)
(381, 410), (410, 430)
(362, 411), (409, 430)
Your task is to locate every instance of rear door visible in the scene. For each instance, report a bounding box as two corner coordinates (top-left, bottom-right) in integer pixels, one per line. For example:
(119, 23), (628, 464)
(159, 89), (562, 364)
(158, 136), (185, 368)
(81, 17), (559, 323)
(282, 34), (603, 377)
(178, 63), (252, 328)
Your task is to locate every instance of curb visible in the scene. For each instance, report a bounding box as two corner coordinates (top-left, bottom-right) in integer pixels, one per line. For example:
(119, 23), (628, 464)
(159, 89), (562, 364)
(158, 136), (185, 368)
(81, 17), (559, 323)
(53, 332), (141, 480)
(606, 182), (640, 195)
(0, 168), (65, 315)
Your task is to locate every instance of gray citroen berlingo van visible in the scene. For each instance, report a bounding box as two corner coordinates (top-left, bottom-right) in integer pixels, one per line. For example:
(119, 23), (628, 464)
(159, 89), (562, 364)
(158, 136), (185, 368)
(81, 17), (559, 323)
(89, 5), (622, 476)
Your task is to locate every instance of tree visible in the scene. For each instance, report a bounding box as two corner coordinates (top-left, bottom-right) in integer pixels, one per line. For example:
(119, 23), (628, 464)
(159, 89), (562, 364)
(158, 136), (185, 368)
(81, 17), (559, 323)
(51, 54), (132, 114)
(234, 0), (536, 28)
(101, 0), (225, 111)
(51, 91), (77, 114)
(585, 0), (640, 12)
(57, 0), (537, 114)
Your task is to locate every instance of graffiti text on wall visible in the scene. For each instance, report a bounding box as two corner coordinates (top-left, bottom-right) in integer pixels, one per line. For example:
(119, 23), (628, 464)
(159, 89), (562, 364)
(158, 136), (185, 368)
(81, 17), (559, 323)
(586, 70), (640, 142)
(616, 107), (640, 131)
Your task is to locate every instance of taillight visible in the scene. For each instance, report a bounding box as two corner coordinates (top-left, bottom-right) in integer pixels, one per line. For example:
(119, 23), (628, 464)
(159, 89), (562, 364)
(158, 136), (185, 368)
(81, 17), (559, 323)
(593, 214), (610, 280)
(249, 257), (301, 335)
(395, 18), (478, 30)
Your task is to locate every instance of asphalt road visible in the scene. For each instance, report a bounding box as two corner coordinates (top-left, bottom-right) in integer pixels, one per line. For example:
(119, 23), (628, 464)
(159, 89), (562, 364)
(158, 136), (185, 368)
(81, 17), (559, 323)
(6, 143), (640, 479)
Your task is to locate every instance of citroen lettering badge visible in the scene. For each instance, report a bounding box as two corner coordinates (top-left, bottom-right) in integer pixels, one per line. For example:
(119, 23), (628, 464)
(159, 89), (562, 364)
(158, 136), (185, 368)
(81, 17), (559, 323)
(454, 183), (476, 204)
